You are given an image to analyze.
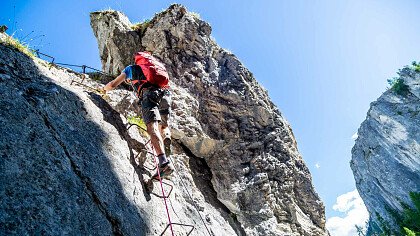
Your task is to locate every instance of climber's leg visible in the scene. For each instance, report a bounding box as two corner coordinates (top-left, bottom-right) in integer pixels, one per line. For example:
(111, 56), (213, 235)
(142, 88), (174, 179)
(146, 121), (165, 158)
(142, 89), (165, 158)
(159, 89), (172, 156)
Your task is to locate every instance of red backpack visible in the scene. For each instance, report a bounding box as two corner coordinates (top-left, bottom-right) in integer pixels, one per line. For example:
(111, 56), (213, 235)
(134, 52), (169, 89)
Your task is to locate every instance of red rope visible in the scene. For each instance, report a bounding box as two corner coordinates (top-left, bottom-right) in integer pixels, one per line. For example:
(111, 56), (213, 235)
(148, 142), (174, 236)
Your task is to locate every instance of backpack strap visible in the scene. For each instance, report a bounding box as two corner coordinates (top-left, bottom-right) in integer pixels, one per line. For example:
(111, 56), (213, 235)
(128, 65), (148, 98)
(130, 79), (152, 98)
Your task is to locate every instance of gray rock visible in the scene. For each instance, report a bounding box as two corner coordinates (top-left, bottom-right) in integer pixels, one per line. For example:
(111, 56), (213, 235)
(0, 4), (328, 236)
(351, 66), (420, 232)
(0, 43), (237, 236)
(90, 4), (327, 236)
(90, 11), (142, 76)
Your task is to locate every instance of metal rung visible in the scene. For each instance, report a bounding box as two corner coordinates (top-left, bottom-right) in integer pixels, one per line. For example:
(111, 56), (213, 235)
(134, 152), (156, 172)
(126, 123), (147, 132)
(131, 137), (191, 235)
(149, 180), (174, 199)
(143, 163), (157, 172)
(160, 222), (195, 236)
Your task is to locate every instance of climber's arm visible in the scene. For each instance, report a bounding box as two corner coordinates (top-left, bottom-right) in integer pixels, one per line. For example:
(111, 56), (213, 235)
(103, 73), (127, 93)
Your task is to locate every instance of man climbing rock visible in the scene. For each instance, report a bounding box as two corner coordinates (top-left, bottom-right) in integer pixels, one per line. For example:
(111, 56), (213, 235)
(102, 52), (174, 179)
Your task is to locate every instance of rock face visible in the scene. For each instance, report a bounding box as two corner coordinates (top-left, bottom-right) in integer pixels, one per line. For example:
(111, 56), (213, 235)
(0, 4), (327, 236)
(351, 67), (420, 232)
(90, 4), (327, 236)
(90, 11), (142, 76)
(0, 41), (239, 236)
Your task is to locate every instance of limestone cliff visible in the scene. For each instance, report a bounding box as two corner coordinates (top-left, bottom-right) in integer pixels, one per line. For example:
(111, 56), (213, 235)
(351, 66), (420, 232)
(0, 4), (327, 236)
(90, 4), (327, 236)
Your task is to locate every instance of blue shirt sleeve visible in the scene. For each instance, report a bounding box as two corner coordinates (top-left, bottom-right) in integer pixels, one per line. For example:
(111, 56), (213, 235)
(122, 66), (133, 80)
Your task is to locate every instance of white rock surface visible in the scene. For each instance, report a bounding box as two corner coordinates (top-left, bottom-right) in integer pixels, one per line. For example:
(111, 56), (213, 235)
(351, 66), (420, 232)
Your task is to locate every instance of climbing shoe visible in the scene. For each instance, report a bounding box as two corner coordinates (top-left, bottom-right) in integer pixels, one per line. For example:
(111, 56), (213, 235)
(152, 161), (174, 180)
(163, 136), (172, 157)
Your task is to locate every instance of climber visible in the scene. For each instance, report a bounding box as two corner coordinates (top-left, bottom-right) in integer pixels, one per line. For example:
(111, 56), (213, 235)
(102, 52), (174, 179)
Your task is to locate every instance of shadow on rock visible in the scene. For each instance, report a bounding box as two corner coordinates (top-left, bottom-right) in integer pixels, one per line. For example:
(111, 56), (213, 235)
(88, 92), (152, 201)
(0, 44), (148, 235)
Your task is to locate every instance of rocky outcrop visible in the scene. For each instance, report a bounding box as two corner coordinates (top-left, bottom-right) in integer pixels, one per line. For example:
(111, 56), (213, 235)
(0, 4), (328, 235)
(0, 41), (240, 235)
(90, 4), (327, 236)
(351, 66), (420, 232)
(90, 11), (142, 76)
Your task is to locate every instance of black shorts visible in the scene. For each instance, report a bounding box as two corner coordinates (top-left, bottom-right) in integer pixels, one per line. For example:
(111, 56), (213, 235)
(141, 88), (171, 126)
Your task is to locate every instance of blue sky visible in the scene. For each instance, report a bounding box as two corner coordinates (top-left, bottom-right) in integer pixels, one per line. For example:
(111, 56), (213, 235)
(1, 0), (419, 229)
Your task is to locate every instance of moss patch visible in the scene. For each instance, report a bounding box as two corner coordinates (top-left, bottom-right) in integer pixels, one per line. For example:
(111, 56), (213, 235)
(412, 61), (420, 73)
(0, 34), (35, 58)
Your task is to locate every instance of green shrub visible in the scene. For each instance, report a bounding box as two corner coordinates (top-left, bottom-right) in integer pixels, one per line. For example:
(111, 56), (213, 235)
(412, 61), (420, 73)
(356, 223), (368, 236)
(127, 116), (148, 136)
(387, 78), (409, 96)
(398, 192), (420, 235)
(376, 213), (393, 235)
(369, 192), (420, 236)
(404, 227), (416, 236)
(0, 25), (7, 33)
